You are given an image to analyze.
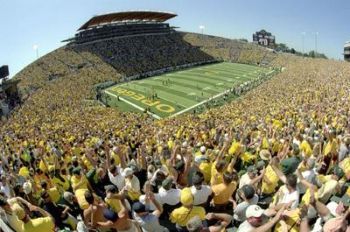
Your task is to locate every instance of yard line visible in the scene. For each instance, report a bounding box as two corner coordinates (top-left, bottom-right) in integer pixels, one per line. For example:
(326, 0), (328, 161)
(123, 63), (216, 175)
(104, 90), (161, 120)
(169, 88), (234, 118)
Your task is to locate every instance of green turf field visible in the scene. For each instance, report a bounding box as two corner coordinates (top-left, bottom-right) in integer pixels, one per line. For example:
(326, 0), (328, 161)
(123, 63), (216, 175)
(104, 62), (273, 118)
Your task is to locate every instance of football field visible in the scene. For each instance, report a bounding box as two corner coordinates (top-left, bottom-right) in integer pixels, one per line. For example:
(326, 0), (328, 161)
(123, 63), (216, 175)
(104, 62), (273, 118)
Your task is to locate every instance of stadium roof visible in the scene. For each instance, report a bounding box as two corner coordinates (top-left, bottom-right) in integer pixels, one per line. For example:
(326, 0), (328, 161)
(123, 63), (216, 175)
(78, 11), (177, 31)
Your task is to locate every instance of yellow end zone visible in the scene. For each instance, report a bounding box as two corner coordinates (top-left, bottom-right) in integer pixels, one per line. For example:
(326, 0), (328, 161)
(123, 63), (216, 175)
(111, 87), (176, 113)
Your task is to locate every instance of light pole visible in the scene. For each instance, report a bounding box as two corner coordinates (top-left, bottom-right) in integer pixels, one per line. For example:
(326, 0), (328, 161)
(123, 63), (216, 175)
(301, 32), (306, 54)
(199, 25), (205, 35)
(314, 32), (319, 56)
(33, 44), (39, 59)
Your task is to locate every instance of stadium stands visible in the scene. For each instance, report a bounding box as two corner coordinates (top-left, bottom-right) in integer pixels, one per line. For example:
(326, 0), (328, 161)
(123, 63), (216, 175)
(64, 11), (177, 44)
(1, 11), (350, 232)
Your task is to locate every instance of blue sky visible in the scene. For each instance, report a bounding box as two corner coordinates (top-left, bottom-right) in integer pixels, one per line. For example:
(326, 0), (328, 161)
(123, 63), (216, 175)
(1, 0), (350, 77)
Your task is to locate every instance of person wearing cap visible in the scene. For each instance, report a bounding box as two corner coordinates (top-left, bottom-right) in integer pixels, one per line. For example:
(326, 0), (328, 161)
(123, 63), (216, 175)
(190, 171), (212, 208)
(234, 185), (259, 223)
(239, 165), (265, 189)
(62, 191), (83, 218)
(170, 187), (206, 231)
(158, 177), (181, 208)
(132, 192), (168, 232)
(122, 167), (141, 202)
(237, 204), (285, 232)
(186, 213), (233, 232)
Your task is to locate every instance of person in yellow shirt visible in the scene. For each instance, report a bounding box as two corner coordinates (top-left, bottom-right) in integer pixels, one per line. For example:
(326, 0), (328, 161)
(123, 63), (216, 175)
(211, 172), (237, 212)
(170, 188), (206, 230)
(70, 167), (92, 210)
(13, 197), (55, 232)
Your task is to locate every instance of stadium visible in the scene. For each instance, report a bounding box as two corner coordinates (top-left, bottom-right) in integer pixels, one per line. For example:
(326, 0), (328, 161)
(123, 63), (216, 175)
(0, 5), (349, 232)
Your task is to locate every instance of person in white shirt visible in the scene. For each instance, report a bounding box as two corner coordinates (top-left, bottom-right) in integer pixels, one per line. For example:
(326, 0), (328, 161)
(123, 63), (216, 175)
(273, 174), (299, 210)
(108, 164), (125, 191)
(122, 168), (141, 201)
(239, 165), (264, 189)
(234, 185), (259, 222)
(158, 178), (181, 206)
(237, 205), (285, 232)
(190, 172), (212, 207)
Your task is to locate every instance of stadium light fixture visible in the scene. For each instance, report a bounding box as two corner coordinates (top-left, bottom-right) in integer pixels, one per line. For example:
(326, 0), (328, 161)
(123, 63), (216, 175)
(33, 44), (39, 59)
(301, 32), (306, 54)
(315, 32), (319, 55)
(199, 25), (205, 35)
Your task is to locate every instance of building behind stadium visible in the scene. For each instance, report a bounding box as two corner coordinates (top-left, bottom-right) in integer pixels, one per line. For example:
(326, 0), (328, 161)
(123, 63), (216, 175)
(345, 41), (350, 61)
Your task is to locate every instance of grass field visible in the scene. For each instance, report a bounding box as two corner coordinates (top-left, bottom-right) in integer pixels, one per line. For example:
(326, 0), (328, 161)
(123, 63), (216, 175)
(104, 62), (272, 118)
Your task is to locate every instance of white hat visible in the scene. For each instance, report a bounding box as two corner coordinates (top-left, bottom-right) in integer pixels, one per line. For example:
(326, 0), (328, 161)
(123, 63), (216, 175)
(182, 141), (188, 148)
(246, 205), (264, 218)
(23, 182), (32, 195)
(200, 146), (206, 153)
(122, 168), (133, 177)
(327, 201), (340, 217)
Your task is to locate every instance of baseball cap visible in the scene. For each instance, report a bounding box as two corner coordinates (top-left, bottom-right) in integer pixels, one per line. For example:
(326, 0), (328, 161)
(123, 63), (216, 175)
(162, 178), (173, 189)
(200, 146), (206, 153)
(103, 208), (118, 222)
(64, 192), (75, 204)
(246, 205), (264, 218)
(72, 167), (81, 175)
(259, 149), (271, 161)
(104, 185), (117, 193)
(333, 166), (345, 179)
(23, 182), (32, 195)
(247, 166), (258, 174)
(122, 168), (133, 177)
(132, 202), (146, 213)
(186, 216), (203, 232)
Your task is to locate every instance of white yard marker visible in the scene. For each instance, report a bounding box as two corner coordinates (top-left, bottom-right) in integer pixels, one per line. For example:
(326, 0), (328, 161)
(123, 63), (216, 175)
(104, 90), (161, 120)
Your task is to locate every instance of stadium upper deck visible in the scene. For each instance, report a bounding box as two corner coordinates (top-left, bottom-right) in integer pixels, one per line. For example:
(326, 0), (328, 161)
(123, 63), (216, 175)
(64, 11), (178, 44)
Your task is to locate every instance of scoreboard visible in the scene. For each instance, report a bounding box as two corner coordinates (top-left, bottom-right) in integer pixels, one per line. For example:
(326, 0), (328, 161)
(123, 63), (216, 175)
(253, 30), (276, 48)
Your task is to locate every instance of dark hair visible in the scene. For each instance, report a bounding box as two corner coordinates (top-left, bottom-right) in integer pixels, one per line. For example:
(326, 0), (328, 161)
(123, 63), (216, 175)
(192, 172), (204, 185)
(215, 160), (226, 172)
(223, 172), (233, 184)
(0, 196), (8, 206)
(286, 174), (297, 189)
(84, 191), (94, 205)
(241, 185), (255, 200)
(109, 165), (117, 174)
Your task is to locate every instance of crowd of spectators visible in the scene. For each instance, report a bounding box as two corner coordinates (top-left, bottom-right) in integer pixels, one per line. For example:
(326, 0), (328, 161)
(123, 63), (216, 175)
(0, 32), (349, 232)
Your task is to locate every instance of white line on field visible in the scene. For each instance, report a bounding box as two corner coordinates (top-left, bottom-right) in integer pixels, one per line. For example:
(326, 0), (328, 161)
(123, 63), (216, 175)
(104, 90), (161, 120)
(169, 87), (232, 118)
